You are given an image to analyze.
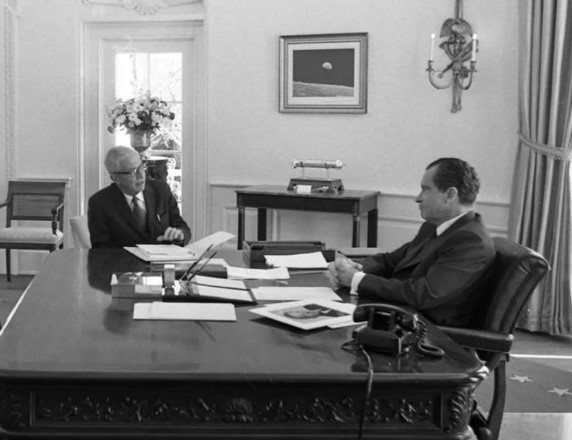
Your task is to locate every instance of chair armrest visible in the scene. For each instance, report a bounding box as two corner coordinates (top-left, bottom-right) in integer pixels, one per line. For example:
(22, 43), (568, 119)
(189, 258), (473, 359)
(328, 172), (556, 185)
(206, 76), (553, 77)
(438, 325), (514, 353)
(0, 200), (8, 210)
(51, 202), (65, 234)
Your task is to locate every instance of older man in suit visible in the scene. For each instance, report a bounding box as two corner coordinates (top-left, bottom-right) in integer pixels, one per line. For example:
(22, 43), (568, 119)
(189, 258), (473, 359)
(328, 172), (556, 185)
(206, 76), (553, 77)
(329, 157), (495, 327)
(88, 146), (191, 248)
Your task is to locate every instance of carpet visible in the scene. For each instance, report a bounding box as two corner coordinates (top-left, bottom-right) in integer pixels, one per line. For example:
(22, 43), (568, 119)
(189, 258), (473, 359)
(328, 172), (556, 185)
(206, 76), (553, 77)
(473, 357), (572, 413)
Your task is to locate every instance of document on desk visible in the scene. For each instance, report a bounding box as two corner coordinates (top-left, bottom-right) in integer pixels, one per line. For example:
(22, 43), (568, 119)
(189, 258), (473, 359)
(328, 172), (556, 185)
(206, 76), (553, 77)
(226, 266), (290, 280)
(186, 231), (235, 254)
(133, 302), (236, 321)
(126, 245), (197, 262)
(251, 286), (341, 301)
(265, 251), (328, 269)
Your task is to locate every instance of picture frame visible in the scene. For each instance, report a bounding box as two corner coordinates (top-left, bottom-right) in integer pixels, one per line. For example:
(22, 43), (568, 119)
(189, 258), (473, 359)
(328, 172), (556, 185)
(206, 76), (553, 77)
(250, 299), (355, 331)
(279, 33), (368, 114)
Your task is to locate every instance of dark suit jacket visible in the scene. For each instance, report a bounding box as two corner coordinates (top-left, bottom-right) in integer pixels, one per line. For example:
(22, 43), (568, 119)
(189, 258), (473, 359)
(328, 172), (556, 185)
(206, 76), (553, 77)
(88, 180), (191, 249)
(358, 212), (495, 326)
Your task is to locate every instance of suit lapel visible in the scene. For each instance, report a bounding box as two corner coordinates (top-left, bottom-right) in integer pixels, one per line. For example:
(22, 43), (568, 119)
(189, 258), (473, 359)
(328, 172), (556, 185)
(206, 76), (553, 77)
(394, 223), (437, 271)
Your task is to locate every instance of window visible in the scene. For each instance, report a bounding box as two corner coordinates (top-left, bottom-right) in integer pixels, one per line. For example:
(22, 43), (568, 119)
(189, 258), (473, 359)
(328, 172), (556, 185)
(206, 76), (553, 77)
(114, 52), (183, 204)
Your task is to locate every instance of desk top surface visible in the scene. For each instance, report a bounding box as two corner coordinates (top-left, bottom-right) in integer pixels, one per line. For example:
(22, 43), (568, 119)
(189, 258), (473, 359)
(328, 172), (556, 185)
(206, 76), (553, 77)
(0, 249), (482, 382)
(236, 185), (380, 199)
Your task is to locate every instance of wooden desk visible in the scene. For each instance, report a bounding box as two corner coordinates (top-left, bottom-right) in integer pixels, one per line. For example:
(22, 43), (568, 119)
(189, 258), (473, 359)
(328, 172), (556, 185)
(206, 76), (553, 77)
(236, 185), (380, 249)
(0, 249), (483, 439)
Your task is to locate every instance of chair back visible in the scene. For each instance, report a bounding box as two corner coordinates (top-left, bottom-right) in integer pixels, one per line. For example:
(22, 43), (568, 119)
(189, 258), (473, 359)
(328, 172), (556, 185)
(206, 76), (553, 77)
(70, 215), (91, 249)
(471, 237), (549, 334)
(6, 181), (67, 231)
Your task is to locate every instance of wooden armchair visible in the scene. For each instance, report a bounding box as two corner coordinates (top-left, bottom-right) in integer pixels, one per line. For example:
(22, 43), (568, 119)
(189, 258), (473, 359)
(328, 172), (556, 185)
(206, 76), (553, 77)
(438, 237), (549, 440)
(0, 180), (66, 281)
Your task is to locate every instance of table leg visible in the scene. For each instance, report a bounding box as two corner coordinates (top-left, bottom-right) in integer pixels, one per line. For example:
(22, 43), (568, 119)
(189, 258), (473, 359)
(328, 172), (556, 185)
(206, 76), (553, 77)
(257, 208), (267, 241)
(237, 207), (245, 250)
(352, 215), (361, 247)
(367, 208), (378, 247)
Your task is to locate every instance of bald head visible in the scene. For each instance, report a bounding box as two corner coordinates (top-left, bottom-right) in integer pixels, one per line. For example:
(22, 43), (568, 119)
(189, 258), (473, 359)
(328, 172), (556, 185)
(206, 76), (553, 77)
(104, 146), (140, 174)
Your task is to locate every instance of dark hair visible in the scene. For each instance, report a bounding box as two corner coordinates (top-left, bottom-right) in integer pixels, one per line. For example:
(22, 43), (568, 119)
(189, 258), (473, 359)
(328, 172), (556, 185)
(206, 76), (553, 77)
(426, 158), (480, 205)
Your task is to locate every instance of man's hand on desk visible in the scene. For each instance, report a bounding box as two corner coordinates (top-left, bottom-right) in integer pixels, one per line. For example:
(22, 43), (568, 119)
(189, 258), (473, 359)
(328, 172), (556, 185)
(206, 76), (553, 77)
(157, 227), (184, 244)
(328, 258), (362, 288)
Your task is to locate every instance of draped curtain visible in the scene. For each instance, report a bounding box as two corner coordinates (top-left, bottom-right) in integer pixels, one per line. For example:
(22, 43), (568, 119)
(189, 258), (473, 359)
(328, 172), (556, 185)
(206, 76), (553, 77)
(509, 0), (572, 335)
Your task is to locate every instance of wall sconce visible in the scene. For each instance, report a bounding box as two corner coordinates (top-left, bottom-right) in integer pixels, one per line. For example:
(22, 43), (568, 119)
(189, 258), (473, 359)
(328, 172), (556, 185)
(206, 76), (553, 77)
(427, 0), (478, 113)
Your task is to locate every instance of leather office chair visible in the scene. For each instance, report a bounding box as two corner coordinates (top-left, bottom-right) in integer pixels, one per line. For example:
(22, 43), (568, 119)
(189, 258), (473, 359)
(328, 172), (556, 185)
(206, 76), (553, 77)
(438, 237), (549, 440)
(70, 215), (91, 249)
(0, 180), (66, 281)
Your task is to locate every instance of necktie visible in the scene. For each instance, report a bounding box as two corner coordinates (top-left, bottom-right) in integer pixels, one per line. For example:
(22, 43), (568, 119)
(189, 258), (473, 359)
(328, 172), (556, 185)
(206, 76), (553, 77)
(132, 197), (147, 231)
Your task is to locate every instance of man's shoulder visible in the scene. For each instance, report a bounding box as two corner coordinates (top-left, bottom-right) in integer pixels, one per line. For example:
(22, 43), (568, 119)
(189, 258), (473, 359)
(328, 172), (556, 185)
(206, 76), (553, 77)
(89, 184), (119, 203)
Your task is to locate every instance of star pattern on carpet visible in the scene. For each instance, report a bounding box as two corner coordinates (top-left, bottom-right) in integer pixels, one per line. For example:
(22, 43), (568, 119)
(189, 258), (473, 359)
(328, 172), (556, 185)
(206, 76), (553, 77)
(510, 374), (533, 383)
(547, 387), (572, 397)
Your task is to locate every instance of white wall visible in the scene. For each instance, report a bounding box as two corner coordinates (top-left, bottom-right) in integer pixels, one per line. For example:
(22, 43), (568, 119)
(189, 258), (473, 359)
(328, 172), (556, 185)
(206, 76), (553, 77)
(206, 0), (518, 249)
(0, 0), (518, 274)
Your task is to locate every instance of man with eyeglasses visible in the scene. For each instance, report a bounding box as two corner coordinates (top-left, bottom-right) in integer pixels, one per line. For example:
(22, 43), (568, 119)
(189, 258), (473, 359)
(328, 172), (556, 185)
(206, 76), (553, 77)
(88, 146), (191, 248)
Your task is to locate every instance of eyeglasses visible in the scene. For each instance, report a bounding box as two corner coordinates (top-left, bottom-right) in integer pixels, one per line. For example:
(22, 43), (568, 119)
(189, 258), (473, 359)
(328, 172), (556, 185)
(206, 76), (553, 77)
(112, 163), (147, 177)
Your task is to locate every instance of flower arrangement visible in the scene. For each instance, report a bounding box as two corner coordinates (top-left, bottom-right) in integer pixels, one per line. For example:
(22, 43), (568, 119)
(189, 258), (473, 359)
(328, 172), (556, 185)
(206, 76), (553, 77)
(106, 93), (175, 134)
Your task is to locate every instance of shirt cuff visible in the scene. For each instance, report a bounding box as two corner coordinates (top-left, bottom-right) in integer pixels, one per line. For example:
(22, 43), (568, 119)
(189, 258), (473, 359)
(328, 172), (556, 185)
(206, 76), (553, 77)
(350, 271), (366, 295)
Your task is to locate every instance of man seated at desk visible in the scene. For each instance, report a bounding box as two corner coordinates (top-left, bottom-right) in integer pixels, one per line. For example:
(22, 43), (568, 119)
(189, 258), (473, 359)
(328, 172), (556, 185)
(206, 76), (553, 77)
(88, 145), (191, 248)
(329, 157), (495, 327)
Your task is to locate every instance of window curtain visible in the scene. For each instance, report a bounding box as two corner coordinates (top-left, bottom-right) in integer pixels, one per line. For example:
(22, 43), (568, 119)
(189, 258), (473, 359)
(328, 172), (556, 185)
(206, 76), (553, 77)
(509, 0), (572, 335)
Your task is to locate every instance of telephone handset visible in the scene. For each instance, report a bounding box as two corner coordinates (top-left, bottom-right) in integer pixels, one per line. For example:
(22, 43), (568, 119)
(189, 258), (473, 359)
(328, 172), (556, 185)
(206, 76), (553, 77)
(352, 303), (444, 357)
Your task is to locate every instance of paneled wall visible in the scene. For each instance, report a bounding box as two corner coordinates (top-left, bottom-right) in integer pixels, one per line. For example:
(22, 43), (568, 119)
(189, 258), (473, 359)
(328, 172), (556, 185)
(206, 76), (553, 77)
(0, 0), (518, 275)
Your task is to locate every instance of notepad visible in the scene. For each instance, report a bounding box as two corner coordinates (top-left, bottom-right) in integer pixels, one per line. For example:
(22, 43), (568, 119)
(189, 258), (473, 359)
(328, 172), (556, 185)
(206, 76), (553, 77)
(133, 302), (236, 321)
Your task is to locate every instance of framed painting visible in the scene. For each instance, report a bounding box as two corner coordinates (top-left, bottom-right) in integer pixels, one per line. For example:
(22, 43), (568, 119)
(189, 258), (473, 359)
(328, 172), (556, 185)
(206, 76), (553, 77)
(279, 33), (368, 114)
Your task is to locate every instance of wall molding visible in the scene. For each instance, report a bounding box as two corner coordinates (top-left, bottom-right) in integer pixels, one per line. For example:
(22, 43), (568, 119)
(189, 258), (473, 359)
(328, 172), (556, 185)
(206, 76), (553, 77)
(209, 182), (510, 248)
(4, 0), (20, 181)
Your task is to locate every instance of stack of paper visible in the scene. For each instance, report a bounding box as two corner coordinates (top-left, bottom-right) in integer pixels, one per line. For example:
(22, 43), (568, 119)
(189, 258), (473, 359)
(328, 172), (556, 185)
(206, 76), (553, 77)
(251, 286), (340, 301)
(185, 275), (255, 304)
(265, 251), (328, 269)
(226, 266), (290, 280)
(134, 302), (236, 321)
(124, 231), (235, 263)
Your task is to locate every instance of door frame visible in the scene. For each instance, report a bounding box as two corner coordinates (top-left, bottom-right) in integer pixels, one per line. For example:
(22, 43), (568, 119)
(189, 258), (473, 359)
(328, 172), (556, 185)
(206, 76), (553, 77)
(82, 20), (207, 238)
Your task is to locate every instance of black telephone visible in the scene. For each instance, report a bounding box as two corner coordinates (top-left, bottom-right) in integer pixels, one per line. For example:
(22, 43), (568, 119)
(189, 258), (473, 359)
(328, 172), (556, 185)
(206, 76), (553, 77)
(352, 303), (444, 357)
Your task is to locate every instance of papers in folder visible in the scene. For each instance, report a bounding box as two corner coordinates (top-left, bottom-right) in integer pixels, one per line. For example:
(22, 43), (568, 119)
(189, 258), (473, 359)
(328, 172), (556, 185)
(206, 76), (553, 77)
(134, 302), (236, 321)
(124, 231), (235, 262)
(264, 251), (328, 269)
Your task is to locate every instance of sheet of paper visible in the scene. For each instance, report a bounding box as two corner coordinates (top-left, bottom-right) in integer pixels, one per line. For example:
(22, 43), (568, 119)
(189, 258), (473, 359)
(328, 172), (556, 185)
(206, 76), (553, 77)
(134, 302), (236, 321)
(226, 266), (290, 280)
(194, 285), (253, 303)
(137, 244), (196, 256)
(193, 275), (246, 290)
(125, 247), (197, 262)
(186, 231), (235, 254)
(251, 286), (341, 301)
(265, 251), (328, 269)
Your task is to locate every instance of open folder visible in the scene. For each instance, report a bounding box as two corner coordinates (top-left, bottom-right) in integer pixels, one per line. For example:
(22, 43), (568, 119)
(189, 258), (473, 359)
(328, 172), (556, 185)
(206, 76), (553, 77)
(124, 231), (235, 262)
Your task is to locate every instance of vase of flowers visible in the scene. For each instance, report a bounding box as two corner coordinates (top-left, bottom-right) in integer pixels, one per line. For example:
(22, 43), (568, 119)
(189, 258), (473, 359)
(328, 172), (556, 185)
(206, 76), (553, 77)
(106, 92), (176, 156)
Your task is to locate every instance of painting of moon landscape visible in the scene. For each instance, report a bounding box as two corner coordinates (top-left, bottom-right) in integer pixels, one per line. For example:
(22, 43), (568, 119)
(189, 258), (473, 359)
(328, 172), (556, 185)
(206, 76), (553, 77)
(292, 48), (355, 97)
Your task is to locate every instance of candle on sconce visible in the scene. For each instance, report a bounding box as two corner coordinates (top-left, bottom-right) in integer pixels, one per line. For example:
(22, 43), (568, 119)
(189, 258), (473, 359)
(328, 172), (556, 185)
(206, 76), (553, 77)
(430, 33), (436, 61)
(471, 33), (478, 61)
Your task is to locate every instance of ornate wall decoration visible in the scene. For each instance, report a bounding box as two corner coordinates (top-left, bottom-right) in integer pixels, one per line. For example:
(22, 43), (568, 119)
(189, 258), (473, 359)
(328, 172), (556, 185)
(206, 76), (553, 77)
(82, 0), (200, 15)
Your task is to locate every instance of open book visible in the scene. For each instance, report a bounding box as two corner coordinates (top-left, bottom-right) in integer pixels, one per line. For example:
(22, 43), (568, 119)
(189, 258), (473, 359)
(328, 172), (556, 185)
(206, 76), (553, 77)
(124, 231), (235, 262)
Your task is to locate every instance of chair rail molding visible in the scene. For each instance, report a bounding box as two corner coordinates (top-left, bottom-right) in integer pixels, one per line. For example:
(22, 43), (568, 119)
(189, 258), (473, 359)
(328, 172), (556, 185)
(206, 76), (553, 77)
(3, 0), (21, 181)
